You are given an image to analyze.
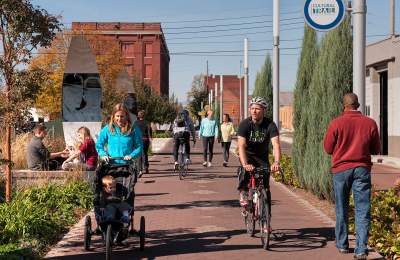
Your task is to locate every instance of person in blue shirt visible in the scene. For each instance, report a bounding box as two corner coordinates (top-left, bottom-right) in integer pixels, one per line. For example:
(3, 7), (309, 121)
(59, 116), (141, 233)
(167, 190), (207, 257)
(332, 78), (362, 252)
(199, 110), (219, 167)
(96, 103), (143, 164)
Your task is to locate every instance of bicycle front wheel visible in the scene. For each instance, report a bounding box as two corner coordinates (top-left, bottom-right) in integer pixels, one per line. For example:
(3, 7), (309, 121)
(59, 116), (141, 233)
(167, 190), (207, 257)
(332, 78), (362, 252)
(260, 189), (271, 250)
(244, 201), (255, 237)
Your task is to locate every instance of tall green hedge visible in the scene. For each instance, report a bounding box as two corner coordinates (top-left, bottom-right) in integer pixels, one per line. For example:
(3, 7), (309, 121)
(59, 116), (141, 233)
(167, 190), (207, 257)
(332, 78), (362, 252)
(292, 26), (318, 188)
(253, 54), (273, 119)
(294, 17), (353, 201)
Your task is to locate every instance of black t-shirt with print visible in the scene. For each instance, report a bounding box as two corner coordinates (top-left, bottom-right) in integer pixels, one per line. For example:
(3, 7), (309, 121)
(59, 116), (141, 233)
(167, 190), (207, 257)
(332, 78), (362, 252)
(237, 117), (279, 167)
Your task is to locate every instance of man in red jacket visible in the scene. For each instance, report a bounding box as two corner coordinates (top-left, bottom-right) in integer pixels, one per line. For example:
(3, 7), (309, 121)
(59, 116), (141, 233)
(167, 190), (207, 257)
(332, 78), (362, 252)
(324, 93), (381, 260)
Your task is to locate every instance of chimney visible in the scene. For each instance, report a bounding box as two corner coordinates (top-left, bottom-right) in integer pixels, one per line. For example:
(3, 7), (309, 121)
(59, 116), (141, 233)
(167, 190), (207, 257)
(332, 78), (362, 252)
(390, 0), (395, 36)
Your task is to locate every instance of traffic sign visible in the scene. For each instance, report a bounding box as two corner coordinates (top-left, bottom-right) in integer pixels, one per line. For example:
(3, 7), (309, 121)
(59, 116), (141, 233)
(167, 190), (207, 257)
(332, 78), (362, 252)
(304, 0), (346, 32)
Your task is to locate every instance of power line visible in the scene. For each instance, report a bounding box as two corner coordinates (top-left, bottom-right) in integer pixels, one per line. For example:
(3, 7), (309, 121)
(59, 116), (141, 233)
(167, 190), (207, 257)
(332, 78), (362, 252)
(163, 17), (303, 30)
(63, 11), (301, 25)
(61, 20), (304, 36)
(13, 46), (301, 57)
(61, 10), (302, 25)
(166, 26), (304, 40)
(164, 20), (303, 35)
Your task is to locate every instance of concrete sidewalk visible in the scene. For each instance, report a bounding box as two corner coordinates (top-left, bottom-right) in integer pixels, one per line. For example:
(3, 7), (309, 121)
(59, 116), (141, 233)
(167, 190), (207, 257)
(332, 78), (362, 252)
(45, 139), (383, 260)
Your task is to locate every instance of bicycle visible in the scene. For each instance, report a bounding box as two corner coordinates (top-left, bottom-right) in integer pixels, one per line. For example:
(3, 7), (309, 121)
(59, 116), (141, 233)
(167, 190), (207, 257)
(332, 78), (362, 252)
(240, 166), (285, 250)
(174, 137), (189, 180)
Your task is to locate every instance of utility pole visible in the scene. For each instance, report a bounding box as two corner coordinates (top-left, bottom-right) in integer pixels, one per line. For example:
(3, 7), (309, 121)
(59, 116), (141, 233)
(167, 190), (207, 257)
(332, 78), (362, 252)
(243, 38), (249, 119)
(352, 0), (366, 114)
(273, 0), (280, 128)
(214, 82), (218, 111)
(220, 75), (223, 123)
(210, 89), (213, 107)
(390, 0), (395, 37)
(239, 60), (243, 122)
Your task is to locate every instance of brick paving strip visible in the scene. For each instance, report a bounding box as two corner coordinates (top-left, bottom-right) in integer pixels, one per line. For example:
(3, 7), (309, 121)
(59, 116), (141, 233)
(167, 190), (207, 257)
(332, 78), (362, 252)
(45, 139), (384, 260)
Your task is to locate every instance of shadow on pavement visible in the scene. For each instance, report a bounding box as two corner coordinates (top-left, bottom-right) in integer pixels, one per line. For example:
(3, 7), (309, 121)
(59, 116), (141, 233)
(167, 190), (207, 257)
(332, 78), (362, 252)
(46, 227), (336, 259)
(135, 192), (169, 197)
(267, 227), (335, 252)
(135, 199), (241, 211)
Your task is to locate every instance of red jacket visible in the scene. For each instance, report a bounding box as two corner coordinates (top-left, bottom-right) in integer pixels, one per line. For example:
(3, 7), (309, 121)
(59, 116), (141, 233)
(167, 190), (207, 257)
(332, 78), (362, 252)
(323, 111), (381, 173)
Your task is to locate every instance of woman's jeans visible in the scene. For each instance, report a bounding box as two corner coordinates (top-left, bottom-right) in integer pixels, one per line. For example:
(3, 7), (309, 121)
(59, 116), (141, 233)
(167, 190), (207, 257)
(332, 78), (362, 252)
(202, 136), (215, 162)
(221, 142), (231, 162)
(333, 167), (371, 255)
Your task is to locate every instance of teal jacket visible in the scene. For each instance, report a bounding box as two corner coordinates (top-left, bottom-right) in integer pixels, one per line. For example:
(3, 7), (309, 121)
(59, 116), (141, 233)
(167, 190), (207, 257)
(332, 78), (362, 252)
(96, 124), (143, 164)
(199, 117), (219, 138)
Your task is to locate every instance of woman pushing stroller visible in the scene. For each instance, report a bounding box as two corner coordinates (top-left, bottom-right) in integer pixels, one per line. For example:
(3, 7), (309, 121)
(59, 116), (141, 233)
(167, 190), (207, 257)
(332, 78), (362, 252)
(95, 103), (142, 224)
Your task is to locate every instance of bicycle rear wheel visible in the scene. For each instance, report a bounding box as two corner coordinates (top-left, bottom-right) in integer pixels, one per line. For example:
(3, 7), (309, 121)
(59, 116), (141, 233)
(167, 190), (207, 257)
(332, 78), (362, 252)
(179, 166), (184, 180)
(260, 189), (271, 250)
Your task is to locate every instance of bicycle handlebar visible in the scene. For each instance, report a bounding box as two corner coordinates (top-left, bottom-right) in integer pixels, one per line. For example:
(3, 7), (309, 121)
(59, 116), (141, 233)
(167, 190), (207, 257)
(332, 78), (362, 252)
(246, 166), (285, 184)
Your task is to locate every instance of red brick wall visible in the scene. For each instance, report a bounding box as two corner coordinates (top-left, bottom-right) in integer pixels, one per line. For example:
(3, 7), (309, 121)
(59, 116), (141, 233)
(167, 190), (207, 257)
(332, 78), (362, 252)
(72, 22), (170, 96)
(204, 75), (244, 126)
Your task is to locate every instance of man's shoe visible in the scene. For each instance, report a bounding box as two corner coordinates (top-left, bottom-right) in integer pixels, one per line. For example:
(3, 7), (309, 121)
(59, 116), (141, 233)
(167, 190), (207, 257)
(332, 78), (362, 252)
(202, 161), (208, 167)
(207, 162), (212, 167)
(174, 161), (179, 170)
(222, 161), (228, 167)
(185, 158), (191, 165)
(138, 171), (144, 178)
(353, 253), (367, 259)
(239, 191), (248, 207)
(338, 248), (350, 254)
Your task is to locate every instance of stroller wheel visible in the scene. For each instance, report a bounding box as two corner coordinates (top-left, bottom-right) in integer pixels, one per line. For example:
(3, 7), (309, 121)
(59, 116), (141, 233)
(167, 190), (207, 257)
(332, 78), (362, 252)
(83, 215), (92, 250)
(139, 216), (145, 251)
(106, 224), (112, 260)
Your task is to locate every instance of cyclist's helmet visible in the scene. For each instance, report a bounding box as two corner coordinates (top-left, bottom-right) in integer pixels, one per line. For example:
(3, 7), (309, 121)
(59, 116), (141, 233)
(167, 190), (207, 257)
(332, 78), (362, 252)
(250, 96), (268, 109)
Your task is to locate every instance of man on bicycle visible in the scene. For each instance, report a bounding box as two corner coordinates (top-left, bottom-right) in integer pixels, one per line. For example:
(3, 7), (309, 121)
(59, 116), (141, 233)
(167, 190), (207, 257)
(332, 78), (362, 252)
(172, 109), (196, 168)
(237, 97), (281, 207)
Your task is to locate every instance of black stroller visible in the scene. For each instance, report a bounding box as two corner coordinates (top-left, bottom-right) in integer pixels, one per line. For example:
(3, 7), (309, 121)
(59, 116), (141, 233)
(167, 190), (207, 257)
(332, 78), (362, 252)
(83, 157), (145, 259)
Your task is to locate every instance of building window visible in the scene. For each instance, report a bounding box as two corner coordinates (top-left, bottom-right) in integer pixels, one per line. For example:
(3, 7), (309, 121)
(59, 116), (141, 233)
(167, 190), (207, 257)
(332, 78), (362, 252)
(125, 64), (134, 76)
(144, 43), (152, 58)
(145, 64), (152, 79)
(365, 105), (370, 116)
(121, 42), (134, 58)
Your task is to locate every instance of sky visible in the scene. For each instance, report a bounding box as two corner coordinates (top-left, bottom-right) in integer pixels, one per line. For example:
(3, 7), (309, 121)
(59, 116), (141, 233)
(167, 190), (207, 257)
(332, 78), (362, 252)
(31, 0), (396, 104)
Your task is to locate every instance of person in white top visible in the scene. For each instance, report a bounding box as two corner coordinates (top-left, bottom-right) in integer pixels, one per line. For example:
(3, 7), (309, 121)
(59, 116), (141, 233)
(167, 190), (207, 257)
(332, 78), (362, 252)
(220, 113), (236, 167)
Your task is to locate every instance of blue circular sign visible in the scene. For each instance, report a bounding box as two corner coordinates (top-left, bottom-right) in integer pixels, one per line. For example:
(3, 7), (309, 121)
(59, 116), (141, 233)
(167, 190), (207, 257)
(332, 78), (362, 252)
(304, 0), (345, 31)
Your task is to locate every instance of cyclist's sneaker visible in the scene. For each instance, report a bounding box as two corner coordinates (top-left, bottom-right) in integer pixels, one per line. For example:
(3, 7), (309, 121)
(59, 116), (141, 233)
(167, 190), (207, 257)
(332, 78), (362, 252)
(202, 161), (208, 167)
(174, 161), (179, 170)
(207, 162), (212, 167)
(239, 191), (248, 207)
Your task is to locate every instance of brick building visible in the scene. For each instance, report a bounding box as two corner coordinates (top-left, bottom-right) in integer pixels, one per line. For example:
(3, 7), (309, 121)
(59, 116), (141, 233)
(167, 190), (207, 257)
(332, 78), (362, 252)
(279, 91), (294, 131)
(204, 75), (244, 126)
(72, 22), (170, 96)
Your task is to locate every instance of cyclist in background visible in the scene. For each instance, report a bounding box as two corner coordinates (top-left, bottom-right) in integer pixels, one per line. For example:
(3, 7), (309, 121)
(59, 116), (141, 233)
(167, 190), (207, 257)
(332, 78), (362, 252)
(172, 109), (196, 168)
(237, 97), (281, 207)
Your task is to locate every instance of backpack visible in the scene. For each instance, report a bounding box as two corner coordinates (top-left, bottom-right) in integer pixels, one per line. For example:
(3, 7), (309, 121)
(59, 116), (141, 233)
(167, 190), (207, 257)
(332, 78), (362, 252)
(176, 114), (186, 127)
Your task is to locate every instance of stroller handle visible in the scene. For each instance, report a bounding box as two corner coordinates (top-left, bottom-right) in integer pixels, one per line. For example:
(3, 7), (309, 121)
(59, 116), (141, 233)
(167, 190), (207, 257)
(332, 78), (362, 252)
(108, 157), (131, 161)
